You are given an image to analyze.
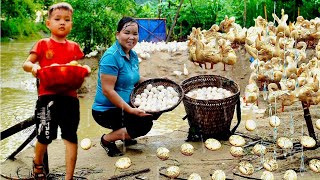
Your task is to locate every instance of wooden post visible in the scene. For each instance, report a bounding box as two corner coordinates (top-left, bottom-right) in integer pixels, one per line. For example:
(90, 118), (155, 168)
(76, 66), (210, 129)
(166, 0), (184, 42)
(301, 102), (318, 149)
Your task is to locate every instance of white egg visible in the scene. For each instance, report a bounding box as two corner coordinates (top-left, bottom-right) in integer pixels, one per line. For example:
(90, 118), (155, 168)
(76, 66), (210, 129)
(141, 92), (147, 98)
(252, 144), (266, 156)
(115, 157), (131, 169)
(283, 170), (297, 180)
(238, 161), (254, 175)
(213, 93), (224, 100)
(277, 137), (293, 149)
(188, 173), (202, 180)
(230, 146), (245, 157)
(205, 138), (221, 151)
(166, 166), (180, 179)
(211, 170), (225, 180)
(133, 100), (141, 107)
(229, 135), (246, 147)
(269, 115), (281, 127)
(260, 170), (274, 180)
(309, 159), (320, 173)
(173, 97), (179, 103)
(167, 86), (174, 92)
(186, 92), (194, 97)
(146, 84), (153, 91)
(80, 138), (92, 150)
(171, 90), (179, 97)
(161, 88), (167, 94)
(148, 91), (154, 97)
(245, 119), (257, 131)
(136, 94), (141, 99)
(156, 147), (170, 160)
(263, 159), (278, 172)
(143, 89), (149, 94)
(167, 93), (174, 99)
(316, 119), (320, 130)
(157, 85), (165, 91)
(134, 97), (141, 102)
(181, 143), (194, 156)
(300, 136), (316, 148)
(151, 87), (158, 93)
(140, 97), (147, 102)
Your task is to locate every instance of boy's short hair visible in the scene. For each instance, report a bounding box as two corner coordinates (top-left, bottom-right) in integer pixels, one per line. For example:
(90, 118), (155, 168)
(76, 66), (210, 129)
(48, 2), (73, 19)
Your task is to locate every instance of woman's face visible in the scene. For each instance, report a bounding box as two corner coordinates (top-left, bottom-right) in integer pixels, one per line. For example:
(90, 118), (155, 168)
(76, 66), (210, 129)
(116, 22), (139, 54)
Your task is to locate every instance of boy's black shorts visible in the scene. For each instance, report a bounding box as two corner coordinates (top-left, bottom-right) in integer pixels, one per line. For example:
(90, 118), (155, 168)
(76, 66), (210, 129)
(35, 95), (79, 144)
(92, 108), (161, 139)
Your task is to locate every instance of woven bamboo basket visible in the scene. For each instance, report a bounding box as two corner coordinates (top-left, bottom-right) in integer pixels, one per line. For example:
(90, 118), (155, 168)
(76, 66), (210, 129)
(181, 75), (241, 141)
(130, 78), (184, 114)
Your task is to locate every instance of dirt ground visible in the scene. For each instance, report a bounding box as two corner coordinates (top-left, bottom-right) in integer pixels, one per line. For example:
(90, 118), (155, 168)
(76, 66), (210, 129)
(1, 45), (320, 180)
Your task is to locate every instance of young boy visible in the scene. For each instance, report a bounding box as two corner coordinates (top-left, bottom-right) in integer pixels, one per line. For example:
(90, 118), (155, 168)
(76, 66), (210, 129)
(22, 2), (84, 180)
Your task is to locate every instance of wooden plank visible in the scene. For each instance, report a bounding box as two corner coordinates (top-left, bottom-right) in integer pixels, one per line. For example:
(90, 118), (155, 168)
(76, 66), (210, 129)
(1, 116), (35, 140)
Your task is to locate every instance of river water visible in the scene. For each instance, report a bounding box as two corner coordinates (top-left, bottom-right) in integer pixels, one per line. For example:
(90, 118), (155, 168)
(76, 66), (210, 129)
(0, 40), (188, 162)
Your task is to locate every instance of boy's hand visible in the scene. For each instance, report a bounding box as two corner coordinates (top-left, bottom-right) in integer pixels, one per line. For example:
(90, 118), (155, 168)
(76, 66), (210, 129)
(32, 64), (41, 77)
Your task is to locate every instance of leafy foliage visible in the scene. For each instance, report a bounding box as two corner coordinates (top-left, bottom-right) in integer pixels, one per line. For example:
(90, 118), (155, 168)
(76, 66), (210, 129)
(1, 0), (42, 40)
(66, 0), (137, 54)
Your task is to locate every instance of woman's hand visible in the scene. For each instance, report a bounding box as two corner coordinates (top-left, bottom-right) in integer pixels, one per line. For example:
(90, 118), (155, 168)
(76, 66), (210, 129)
(130, 108), (152, 117)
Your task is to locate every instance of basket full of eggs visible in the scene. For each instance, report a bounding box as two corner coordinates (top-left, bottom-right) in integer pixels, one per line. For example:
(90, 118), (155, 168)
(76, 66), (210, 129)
(37, 61), (91, 93)
(181, 75), (241, 141)
(130, 78), (184, 114)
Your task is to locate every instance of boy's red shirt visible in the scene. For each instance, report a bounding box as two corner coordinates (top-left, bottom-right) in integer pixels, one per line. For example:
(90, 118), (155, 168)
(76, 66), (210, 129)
(30, 38), (84, 97)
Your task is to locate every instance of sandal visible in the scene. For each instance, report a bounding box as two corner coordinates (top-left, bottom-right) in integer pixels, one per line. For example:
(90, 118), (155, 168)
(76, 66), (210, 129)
(33, 160), (47, 180)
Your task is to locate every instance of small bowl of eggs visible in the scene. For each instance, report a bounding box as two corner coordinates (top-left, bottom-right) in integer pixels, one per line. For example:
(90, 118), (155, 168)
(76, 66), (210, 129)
(130, 78), (184, 114)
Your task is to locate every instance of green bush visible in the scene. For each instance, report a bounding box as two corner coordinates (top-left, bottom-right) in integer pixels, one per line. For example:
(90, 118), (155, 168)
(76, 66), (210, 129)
(1, 17), (43, 40)
(67, 0), (137, 54)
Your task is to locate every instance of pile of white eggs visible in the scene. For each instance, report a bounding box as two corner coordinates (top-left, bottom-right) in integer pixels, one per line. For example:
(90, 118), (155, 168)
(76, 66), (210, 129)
(185, 86), (233, 100)
(133, 84), (180, 112)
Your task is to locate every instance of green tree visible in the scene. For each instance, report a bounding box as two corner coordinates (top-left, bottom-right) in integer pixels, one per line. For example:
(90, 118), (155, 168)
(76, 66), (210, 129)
(66, 0), (137, 54)
(1, 0), (42, 39)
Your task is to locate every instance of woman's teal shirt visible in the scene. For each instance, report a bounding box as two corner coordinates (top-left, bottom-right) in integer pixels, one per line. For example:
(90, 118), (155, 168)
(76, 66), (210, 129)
(92, 40), (140, 111)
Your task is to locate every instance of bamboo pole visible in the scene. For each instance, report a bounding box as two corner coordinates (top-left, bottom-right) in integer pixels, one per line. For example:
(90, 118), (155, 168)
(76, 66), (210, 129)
(264, 2), (268, 21)
(158, 0), (162, 18)
(243, 0), (247, 27)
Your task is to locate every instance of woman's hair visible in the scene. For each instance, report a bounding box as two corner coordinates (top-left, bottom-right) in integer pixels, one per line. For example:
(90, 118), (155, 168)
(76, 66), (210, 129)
(48, 2), (73, 19)
(117, 17), (138, 32)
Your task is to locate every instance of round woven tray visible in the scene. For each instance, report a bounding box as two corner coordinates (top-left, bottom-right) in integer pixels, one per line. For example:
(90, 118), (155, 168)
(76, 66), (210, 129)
(130, 78), (184, 114)
(181, 75), (241, 141)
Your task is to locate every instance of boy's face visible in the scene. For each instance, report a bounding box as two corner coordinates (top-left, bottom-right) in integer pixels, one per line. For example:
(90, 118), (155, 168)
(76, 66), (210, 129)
(46, 9), (73, 39)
